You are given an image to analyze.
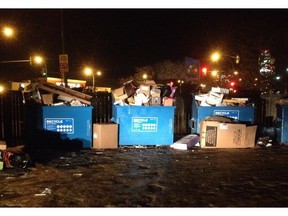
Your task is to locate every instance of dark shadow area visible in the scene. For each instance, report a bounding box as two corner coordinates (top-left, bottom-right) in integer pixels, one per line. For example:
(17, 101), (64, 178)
(23, 129), (84, 163)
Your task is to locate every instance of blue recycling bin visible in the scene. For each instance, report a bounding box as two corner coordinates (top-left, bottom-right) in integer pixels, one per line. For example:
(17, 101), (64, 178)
(275, 105), (288, 145)
(39, 106), (93, 148)
(190, 95), (256, 134)
(112, 105), (175, 145)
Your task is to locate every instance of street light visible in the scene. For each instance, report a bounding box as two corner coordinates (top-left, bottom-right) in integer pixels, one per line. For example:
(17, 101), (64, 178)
(177, 79), (184, 94)
(1, 26), (15, 39)
(0, 85), (4, 94)
(0, 55), (45, 65)
(0, 55), (47, 79)
(33, 56), (43, 64)
(210, 51), (240, 87)
(211, 52), (221, 62)
(84, 67), (101, 92)
(142, 73), (148, 83)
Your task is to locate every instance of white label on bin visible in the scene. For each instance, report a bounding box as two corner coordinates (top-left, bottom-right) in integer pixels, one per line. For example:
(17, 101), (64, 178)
(213, 110), (239, 120)
(44, 118), (74, 134)
(132, 117), (158, 132)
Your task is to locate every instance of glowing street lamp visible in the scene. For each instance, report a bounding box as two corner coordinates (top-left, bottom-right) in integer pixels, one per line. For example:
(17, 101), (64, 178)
(29, 55), (48, 77)
(0, 85), (4, 94)
(96, 71), (102, 76)
(84, 67), (101, 92)
(1, 26), (15, 38)
(142, 73), (148, 83)
(32, 56), (43, 65)
(0, 55), (45, 65)
(211, 52), (221, 62)
(210, 51), (240, 87)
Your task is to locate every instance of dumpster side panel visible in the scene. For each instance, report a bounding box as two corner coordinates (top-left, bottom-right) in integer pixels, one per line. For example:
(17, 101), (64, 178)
(276, 105), (288, 145)
(113, 106), (175, 145)
(275, 117), (288, 145)
(40, 106), (92, 148)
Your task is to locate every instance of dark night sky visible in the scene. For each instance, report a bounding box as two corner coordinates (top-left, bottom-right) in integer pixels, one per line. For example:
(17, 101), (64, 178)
(1, 8), (288, 86)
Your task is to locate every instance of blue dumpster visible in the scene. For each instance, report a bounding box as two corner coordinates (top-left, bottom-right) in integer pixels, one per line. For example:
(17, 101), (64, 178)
(112, 106), (175, 145)
(275, 105), (288, 145)
(190, 95), (256, 134)
(39, 106), (93, 148)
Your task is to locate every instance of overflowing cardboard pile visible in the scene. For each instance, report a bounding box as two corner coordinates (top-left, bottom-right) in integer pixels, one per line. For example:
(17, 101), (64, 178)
(112, 80), (176, 106)
(195, 87), (249, 106)
(24, 81), (92, 106)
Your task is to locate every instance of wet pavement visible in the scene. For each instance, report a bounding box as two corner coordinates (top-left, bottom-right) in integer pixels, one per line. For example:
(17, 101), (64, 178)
(1, 144), (288, 207)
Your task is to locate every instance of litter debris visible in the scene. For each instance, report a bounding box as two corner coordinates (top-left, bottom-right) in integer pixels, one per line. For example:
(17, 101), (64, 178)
(256, 136), (274, 147)
(35, 188), (52, 197)
(4, 151), (32, 169)
(171, 134), (200, 150)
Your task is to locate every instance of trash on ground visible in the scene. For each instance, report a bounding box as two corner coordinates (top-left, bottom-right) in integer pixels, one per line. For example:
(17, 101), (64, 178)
(171, 134), (200, 150)
(34, 188), (52, 197)
(3, 151), (32, 169)
(256, 136), (274, 147)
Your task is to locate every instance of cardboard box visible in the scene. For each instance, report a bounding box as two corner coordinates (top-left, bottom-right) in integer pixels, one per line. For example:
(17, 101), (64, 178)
(200, 120), (257, 148)
(150, 88), (161, 97)
(113, 93), (128, 105)
(205, 92), (224, 106)
(0, 140), (6, 150)
(112, 86), (128, 105)
(150, 96), (161, 106)
(93, 124), (118, 149)
(139, 85), (150, 96)
(42, 94), (53, 105)
(143, 80), (156, 86)
(123, 80), (139, 97)
(211, 87), (229, 94)
(163, 97), (174, 106)
(112, 87), (125, 98)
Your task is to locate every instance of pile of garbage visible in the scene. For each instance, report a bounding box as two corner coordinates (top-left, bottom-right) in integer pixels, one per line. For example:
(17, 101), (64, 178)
(0, 150), (32, 170)
(112, 80), (177, 106)
(195, 87), (250, 106)
(23, 81), (92, 106)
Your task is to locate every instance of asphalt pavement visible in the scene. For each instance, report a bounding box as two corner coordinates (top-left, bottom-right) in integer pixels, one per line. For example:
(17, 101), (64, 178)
(1, 144), (288, 209)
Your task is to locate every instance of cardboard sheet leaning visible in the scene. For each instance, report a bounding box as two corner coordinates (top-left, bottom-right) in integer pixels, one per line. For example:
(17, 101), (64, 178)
(200, 120), (257, 148)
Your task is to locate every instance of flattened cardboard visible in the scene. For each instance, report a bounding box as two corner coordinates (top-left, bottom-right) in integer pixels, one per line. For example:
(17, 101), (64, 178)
(42, 94), (53, 105)
(200, 120), (257, 148)
(112, 87), (125, 98)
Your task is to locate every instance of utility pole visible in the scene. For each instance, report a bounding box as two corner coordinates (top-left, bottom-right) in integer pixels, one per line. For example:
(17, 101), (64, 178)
(60, 9), (67, 87)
